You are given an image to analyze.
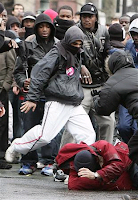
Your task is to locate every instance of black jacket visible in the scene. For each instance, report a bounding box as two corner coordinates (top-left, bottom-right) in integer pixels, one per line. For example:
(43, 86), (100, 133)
(77, 23), (109, 88)
(14, 36), (57, 89)
(94, 51), (138, 119)
(26, 45), (84, 106)
(0, 30), (12, 52)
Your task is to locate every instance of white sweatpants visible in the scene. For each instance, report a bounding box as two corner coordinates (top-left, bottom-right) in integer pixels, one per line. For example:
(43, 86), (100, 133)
(14, 101), (96, 155)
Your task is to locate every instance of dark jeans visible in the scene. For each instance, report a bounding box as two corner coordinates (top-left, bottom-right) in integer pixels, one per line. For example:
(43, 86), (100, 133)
(117, 105), (137, 143)
(128, 126), (138, 165)
(0, 89), (8, 154)
(39, 129), (63, 165)
(21, 100), (45, 165)
(8, 89), (24, 139)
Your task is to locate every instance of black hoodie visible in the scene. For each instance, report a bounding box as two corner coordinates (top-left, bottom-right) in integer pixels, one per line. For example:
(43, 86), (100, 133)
(6, 15), (21, 30)
(108, 50), (135, 74)
(94, 50), (138, 119)
(34, 13), (55, 54)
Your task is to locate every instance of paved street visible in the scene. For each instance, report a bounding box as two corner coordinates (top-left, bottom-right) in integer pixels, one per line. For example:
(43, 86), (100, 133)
(0, 164), (138, 200)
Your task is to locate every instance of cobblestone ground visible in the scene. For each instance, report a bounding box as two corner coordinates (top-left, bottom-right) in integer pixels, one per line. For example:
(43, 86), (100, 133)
(0, 164), (138, 200)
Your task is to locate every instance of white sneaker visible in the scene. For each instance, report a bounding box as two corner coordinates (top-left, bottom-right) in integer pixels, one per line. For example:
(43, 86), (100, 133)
(37, 162), (45, 169)
(5, 139), (21, 163)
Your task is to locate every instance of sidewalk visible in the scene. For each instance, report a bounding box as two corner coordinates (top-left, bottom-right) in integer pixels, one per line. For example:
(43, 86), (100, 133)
(0, 164), (137, 200)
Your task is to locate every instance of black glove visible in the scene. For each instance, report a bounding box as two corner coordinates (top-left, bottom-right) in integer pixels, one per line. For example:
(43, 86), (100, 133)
(91, 89), (100, 97)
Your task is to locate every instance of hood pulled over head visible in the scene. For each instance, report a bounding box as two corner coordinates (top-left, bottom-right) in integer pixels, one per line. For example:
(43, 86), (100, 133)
(108, 50), (135, 74)
(34, 13), (55, 38)
(63, 25), (84, 45)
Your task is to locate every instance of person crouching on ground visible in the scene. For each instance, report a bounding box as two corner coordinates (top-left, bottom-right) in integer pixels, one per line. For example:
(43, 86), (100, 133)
(55, 140), (135, 190)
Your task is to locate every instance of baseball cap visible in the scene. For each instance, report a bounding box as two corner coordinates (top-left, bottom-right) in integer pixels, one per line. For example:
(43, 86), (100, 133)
(22, 11), (36, 21)
(80, 3), (98, 15)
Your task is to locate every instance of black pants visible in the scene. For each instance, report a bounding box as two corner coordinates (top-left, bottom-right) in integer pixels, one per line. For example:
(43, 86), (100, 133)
(128, 119), (138, 165)
(0, 89), (8, 157)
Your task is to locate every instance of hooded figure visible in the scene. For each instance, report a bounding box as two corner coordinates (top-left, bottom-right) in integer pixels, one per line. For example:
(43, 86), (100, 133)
(33, 13), (55, 54)
(5, 25), (96, 175)
(108, 50), (134, 73)
(56, 25), (84, 69)
(6, 15), (21, 31)
(94, 50), (138, 119)
(13, 13), (58, 175)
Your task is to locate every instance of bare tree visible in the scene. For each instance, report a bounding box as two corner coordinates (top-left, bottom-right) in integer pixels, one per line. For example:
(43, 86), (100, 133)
(102, 0), (116, 24)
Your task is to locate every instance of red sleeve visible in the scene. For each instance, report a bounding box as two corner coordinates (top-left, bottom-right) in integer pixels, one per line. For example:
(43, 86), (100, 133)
(68, 169), (102, 190)
(93, 141), (126, 183)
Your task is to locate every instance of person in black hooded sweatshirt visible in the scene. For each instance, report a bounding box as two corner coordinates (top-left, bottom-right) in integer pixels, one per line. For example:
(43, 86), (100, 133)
(13, 13), (58, 175)
(5, 26), (96, 173)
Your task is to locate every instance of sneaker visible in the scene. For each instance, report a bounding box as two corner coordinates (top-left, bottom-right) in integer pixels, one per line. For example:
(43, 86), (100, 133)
(0, 161), (12, 169)
(53, 169), (67, 182)
(5, 139), (21, 163)
(64, 175), (69, 185)
(19, 164), (36, 175)
(37, 162), (45, 169)
(122, 195), (138, 200)
(41, 164), (53, 176)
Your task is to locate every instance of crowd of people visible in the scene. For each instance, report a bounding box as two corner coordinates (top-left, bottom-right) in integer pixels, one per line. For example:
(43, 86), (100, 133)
(0, 1), (138, 199)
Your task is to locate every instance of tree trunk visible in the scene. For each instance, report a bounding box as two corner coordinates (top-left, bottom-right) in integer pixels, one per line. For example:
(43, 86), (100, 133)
(102, 0), (116, 24)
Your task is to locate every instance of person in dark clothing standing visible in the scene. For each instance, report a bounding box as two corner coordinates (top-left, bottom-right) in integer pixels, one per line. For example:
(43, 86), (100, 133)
(54, 5), (75, 40)
(14, 13), (57, 175)
(18, 11), (36, 40)
(0, 2), (18, 170)
(77, 3), (115, 143)
(108, 23), (138, 144)
(5, 26), (96, 164)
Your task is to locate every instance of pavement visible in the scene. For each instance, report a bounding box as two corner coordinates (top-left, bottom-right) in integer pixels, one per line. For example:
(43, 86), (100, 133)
(0, 164), (138, 200)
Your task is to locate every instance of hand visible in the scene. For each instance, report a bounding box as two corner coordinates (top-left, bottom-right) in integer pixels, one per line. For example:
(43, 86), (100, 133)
(20, 101), (36, 113)
(18, 27), (26, 38)
(0, 106), (5, 117)
(91, 89), (100, 97)
(78, 168), (95, 179)
(24, 78), (30, 90)
(0, 20), (5, 31)
(12, 86), (20, 95)
(8, 39), (19, 49)
(81, 65), (92, 84)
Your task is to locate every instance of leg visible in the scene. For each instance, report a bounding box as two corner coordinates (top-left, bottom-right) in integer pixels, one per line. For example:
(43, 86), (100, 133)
(117, 105), (137, 143)
(11, 102), (76, 154)
(66, 105), (96, 145)
(81, 88), (92, 114)
(0, 89), (8, 154)
(128, 129), (138, 165)
(95, 112), (115, 144)
(59, 87), (92, 149)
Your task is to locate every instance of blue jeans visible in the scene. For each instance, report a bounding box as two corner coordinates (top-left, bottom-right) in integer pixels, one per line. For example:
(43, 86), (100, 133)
(117, 105), (137, 143)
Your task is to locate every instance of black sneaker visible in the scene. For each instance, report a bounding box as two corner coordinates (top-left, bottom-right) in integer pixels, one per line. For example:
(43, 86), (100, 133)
(122, 195), (138, 200)
(53, 169), (67, 182)
(0, 161), (12, 169)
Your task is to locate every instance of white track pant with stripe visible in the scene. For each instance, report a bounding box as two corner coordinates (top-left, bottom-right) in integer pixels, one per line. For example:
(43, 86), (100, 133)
(14, 101), (96, 155)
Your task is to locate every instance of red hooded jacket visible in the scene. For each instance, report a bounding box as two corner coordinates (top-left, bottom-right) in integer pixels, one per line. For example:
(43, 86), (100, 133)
(56, 140), (135, 190)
